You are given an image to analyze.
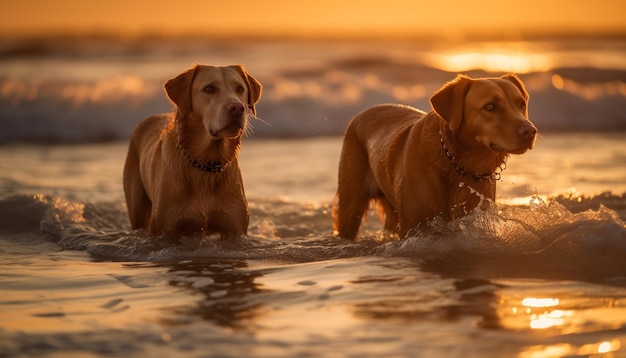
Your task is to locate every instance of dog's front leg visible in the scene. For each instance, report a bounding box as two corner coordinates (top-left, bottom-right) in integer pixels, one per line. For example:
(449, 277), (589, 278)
(147, 188), (183, 237)
(211, 198), (249, 240)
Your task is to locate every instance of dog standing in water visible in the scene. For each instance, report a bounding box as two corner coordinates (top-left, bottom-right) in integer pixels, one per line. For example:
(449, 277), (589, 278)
(123, 64), (262, 238)
(333, 74), (537, 240)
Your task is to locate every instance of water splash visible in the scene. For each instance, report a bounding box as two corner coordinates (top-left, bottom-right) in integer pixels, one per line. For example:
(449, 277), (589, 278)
(1, 193), (625, 279)
(381, 195), (626, 279)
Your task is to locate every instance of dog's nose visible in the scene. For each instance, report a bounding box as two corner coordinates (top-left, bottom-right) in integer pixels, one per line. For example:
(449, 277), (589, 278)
(518, 124), (537, 138)
(227, 102), (245, 116)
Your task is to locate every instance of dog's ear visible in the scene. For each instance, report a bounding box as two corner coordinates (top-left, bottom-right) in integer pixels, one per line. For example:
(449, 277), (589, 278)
(429, 74), (472, 131)
(232, 65), (262, 116)
(501, 73), (529, 116)
(501, 73), (529, 101)
(164, 65), (198, 113)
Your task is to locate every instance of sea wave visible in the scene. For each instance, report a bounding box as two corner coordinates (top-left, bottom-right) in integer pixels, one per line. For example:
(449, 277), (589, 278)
(1, 192), (625, 280)
(1, 38), (625, 143)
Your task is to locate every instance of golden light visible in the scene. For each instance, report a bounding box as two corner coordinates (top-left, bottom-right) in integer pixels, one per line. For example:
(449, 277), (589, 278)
(500, 290), (626, 357)
(425, 51), (552, 74)
(57, 76), (154, 107)
(522, 298), (559, 308)
(520, 297), (574, 330)
(598, 341), (612, 353)
(3, 0), (625, 38)
(550, 75), (626, 100)
(529, 310), (573, 330)
(578, 339), (622, 355)
(551, 74), (565, 89)
(518, 344), (572, 358)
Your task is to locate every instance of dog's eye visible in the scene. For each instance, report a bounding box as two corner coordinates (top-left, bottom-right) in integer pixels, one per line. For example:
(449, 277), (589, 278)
(521, 102), (527, 111)
(484, 103), (496, 112)
(203, 85), (215, 93)
(236, 85), (245, 94)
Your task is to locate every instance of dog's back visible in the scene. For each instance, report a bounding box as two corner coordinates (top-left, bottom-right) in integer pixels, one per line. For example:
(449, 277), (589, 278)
(334, 104), (430, 239)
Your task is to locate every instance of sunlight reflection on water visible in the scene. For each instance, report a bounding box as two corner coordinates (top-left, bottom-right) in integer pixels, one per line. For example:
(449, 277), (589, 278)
(521, 297), (559, 308)
(496, 282), (626, 358)
(520, 339), (623, 358)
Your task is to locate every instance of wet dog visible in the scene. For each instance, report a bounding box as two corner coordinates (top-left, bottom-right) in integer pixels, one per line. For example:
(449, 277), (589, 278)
(123, 64), (262, 238)
(333, 74), (537, 240)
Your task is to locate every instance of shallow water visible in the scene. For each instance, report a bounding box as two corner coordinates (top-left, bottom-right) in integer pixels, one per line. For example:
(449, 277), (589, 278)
(1, 134), (626, 357)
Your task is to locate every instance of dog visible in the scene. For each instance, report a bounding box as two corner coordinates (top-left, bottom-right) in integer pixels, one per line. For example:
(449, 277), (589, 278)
(332, 74), (537, 240)
(123, 64), (262, 238)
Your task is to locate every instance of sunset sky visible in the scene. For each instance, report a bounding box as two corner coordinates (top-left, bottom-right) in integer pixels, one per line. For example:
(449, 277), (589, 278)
(2, 0), (625, 38)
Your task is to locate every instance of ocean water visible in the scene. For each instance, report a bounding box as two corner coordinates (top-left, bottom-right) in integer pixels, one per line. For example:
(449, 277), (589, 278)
(2, 36), (626, 142)
(1, 36), (626, 357)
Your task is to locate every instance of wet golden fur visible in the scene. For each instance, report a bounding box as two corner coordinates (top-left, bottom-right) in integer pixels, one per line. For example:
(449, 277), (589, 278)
(333, 74), (537, 240)
(123, 64), (262, 238)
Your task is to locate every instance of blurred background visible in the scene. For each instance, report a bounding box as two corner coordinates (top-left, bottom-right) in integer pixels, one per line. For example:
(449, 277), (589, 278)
(1, 0), (625, 143)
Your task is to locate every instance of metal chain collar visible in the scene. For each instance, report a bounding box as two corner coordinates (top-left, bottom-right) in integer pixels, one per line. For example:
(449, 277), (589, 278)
(439, 130), (506, 183)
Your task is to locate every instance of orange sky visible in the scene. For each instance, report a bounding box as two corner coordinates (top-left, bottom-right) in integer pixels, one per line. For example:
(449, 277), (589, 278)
(2, 0), (625, 38)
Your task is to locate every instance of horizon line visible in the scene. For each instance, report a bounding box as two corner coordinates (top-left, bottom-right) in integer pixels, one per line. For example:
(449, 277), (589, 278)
(2, 28), (625, 43)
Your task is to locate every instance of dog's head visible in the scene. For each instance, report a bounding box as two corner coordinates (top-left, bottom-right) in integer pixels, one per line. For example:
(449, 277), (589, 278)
(164, 64), (262, 139)
(430, 74), (537, 154)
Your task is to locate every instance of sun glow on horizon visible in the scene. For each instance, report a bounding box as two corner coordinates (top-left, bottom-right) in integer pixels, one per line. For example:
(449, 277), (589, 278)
(1, 0), (624, 39)
(422, 41), (556, 73)
(426, 52), (552, 73)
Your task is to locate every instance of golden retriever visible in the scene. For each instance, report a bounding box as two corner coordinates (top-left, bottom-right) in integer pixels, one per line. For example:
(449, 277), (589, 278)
(332, 74), (537, 240)
(123, 64), (262, 238)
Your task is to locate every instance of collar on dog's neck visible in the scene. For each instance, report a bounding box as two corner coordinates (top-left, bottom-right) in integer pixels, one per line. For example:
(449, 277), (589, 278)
(438, 129), (506, 183)
(187, 156), (229, 173)
(174, 118), (231, 173)
(177, 143), (230, 173)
